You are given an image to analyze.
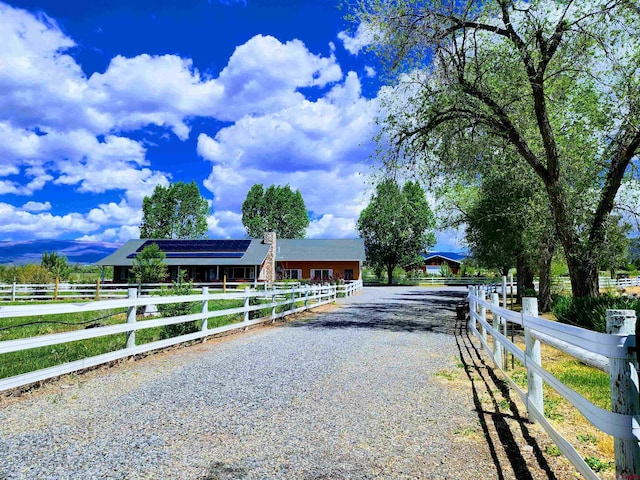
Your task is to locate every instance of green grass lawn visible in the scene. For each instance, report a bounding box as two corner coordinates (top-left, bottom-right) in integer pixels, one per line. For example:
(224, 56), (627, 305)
(0, 296), (256, 380)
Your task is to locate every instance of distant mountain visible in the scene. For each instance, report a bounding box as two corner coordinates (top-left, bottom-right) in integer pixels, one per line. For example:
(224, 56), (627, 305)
(0, 240), (122, 265)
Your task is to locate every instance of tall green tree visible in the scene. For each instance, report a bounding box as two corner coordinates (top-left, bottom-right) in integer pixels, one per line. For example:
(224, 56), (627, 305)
(130, 243), (168, 285)
(41, 251), (70, 282)
(241, 184), (309, 238)
(357, 179), (436, 285)
(140, 181), (209, 239)
(352, 0), (640, 297)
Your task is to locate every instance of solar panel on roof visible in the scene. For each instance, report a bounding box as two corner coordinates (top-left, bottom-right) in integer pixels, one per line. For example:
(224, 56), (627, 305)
(127, 251), (245, 259)
(165, 252), (244, 258)
(136, 239), (251, 253)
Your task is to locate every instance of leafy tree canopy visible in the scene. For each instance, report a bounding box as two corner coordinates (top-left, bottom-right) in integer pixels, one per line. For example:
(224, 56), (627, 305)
(241, 184), (309, 238)
(130, 243), (168, 285)
(41, 251), (70, 281)
(352, 0), (640, 297)
(357, 179), (436, 285)
(140, 181), (209, 239)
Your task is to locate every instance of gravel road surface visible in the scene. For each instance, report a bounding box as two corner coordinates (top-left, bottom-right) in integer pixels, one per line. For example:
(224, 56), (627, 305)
(1, 287), (576, 479)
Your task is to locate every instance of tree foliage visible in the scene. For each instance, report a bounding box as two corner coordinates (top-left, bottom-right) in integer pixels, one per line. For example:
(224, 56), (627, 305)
(241, 184), (309, 238)
(352, 0), (640, 297)
(140, 181), (209, 239)
(157, 276), (199, 338)
(15, 264), (52, 284)
(357, 179), (436, 285)
(41, 251), (70, 281)
(130, 243), (168, 285)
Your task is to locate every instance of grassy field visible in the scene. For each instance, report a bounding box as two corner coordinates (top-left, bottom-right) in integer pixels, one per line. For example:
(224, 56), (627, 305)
(498, 325), (615, 473)
(0, 296), (252, 380)
(0, 287), (321, 381)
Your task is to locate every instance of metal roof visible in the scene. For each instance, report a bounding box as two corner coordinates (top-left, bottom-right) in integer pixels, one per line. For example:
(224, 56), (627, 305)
(422, 251), (467, 264)
(96, 239), (269, 267)
(97, 237), (366, 267)
(276, 239), (366, 261)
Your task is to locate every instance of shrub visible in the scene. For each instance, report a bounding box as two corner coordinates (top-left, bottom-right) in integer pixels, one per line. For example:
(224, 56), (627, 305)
(552, 293), (640, 333)
(156, 281), (199, 338)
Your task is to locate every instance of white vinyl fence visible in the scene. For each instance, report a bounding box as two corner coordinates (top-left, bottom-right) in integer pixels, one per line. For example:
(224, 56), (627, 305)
(0, 280), (363, 392)
(0, 280), (362, 302)
(468, 284), (639, 479)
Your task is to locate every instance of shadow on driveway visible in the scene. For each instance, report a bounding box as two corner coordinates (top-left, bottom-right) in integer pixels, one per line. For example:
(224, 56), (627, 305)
(288, 287), (468, 336)
(289, 286), (563, 479)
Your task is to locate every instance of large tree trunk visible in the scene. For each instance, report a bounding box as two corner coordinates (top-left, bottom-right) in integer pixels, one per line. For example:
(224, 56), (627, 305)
(566, 255), (599, 298)
(537, 239), (555, 313)
(387, 264), (394, 285)
(516, 251), (535, 302)
(546, 183), (601, 298)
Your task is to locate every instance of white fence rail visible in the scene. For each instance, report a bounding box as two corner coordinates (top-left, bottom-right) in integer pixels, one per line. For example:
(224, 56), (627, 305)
(0, 280), (363, 392)
(0, 280), (362, 302)
(363, 276), (506, 286)
(468, 284), (639, 479)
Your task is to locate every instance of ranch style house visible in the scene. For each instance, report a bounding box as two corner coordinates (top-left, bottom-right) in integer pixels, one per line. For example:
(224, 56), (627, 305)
(97, 232), (365, 284)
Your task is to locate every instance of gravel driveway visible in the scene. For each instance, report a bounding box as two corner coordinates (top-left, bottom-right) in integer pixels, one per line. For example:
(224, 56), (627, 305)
(1, 287), (576, 479)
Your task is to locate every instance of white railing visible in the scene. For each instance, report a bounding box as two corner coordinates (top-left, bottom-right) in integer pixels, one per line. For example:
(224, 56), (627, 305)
(0, 282), (354, 392)
(337, 279), (363, 297)
(544, 276), (640, 292)
(0, 279), (363, 302)
(363, 275), (505, 286)
(468, 285), (639, 479)
(599, 277), (640, 289)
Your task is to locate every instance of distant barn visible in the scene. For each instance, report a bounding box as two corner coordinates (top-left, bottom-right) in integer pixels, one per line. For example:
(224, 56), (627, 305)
(420, 252), (466, 276)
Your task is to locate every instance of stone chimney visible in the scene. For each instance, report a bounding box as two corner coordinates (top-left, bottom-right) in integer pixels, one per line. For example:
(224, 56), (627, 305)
(260, 231), (277, 282)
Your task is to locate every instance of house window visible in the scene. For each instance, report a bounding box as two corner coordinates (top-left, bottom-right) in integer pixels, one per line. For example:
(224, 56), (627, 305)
(119, 268), (128, 281)
(282, 269), (302, 280)
(224, 267), (255, 280)
(344, 269), (354, 280)
(311, 269), (333, 281)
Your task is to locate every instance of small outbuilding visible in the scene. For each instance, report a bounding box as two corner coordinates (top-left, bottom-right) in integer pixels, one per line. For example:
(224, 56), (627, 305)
(97, 233), (365, 284)
(421, 252), (466, 276)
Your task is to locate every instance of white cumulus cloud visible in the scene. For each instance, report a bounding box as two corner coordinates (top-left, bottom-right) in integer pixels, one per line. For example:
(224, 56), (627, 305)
(22, 201), (51, 212)
(0, 3), (383, 242)
(338, 23), (375, 55)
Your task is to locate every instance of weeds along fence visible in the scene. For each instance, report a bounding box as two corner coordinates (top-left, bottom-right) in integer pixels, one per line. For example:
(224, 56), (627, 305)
(468, 284), (639, 479)
(0, 280), (361, 302)
(0, 281), (363, 392)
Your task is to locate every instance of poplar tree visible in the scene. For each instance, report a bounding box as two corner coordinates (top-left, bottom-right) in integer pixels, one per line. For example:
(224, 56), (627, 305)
(241, 184), (310, 238)
(140, 181), (209, 239)
(357, 179), (436, 285)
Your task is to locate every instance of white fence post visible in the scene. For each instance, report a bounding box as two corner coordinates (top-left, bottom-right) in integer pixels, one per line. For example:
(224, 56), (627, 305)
(523, 297), (543, 422)
(606, 309), (640, 477)
(468, 286), (476, 330)
(479, 287), (487, 343)
(271, 291), (277, 322)
(11, 282), (16, 302)
(509, 273), (514, 308)
(201, 286), (209, 331)
(491, 293), (502, 367)
(290, 285), (295, 311)
(501, 276), (507, 308)
(502, 276), (509, 368)
(126, 288), (137, 349)
(304, 286), (309, 309)
(243, 287), (250, 328)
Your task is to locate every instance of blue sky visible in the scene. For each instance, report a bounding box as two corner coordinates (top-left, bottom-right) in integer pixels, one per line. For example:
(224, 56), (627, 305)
(0, 0), (462, 250)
